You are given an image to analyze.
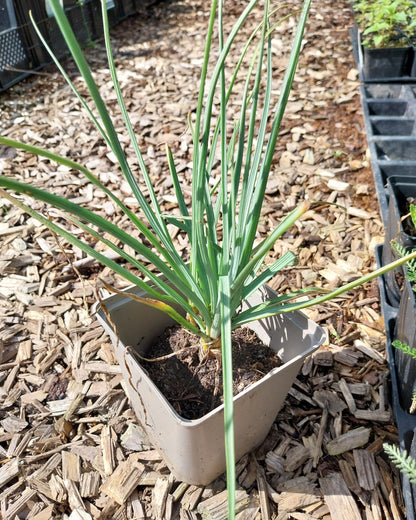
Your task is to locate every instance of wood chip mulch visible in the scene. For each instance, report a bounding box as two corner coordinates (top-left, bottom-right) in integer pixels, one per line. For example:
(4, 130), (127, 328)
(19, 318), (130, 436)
(0, 0), (405, 518)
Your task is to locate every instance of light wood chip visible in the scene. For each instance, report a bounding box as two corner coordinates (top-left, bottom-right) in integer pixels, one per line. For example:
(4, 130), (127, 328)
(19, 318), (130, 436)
(5, 488), (37, 519)
(65, 478), (85, 510)
(197, 489), (251, 520)
(313, 389), (347, 416)
(277, 480), (320, 513)
(62, 451), (81, 482)
(101, 425), (116, 476)
(353, 339), (385, 364)
(101, 454), (145, 505)
(28, 452), (62, 481)
(28, 478), (55, 501)
(333, 348), (363, 367)
(79, 472), (101, 498)
(313, 407), (328, 467)
(256, 464), (271, 520)
(152, 476), (174, 520)
(180, 485), (204, 510)
(320, 473), (361, 520)
(338, 459), (361, 496)
(127, 490), (146, 519)
(29, 505), (55, 520)
(0, 458), (20, 488)
(284, 444), (312, 472)
(68, 509), (93, 520)
(49, 473), (67, 503)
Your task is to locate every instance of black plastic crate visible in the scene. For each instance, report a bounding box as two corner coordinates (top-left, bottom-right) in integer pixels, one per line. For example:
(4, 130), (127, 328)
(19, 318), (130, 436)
(119, 0), (137, 18)
(0, 0), (130, 92)
(88, 0), (123, 37)
(367, 99), (410, 117)
(88, 0), (104, 39)
(66, 2), (96, 46)
(0, 0), (33, 91)
(359, 83), (416, 225)
(0, 27), (31, 90)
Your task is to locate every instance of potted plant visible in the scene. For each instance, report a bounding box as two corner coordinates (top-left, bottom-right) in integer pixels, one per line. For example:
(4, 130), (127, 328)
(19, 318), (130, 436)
(352, 0), (416, 80)
(391, 231), (416, 415)
(381, 178), (416, 414)
(382, 176), (416, 307)
(1, 1), (416, 517)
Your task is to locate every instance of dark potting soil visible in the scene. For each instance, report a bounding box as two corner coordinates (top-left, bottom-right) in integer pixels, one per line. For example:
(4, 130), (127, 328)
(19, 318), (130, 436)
(141, 326), (282, 420)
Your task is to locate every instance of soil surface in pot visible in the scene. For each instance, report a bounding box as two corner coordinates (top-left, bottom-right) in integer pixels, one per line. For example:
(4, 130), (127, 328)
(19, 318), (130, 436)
(141, 326), (282, 420)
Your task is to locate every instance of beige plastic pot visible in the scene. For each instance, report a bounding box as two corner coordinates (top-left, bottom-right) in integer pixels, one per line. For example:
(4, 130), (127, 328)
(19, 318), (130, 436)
(94, 284), (325, 485)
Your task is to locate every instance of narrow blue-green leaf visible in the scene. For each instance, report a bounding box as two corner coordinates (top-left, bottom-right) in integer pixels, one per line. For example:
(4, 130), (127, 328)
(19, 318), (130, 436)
(166, 145), (191, 234)
(191, 0), (259, 288)
(191, 0), (218, 291)
(100, 0), (208, 309)
(233, 249), (416, 326)
(29, 11), (110, 147)
(100, 1), (164, 229)
(0, 188), (205, 337)
(219, 274), (235, 520)
(236, 0), (311, 272)
(252, 0), (311, 205)
(234, 0), (271, 273)
(218, 0), (231, 277)
(48, 0), (185, 265)
(241, 251), (298, 300)
(231, 201), (310, 297)
(64, 213), (205, 329)
(232, 287), (328, 328)
(0, 172), (211, 326)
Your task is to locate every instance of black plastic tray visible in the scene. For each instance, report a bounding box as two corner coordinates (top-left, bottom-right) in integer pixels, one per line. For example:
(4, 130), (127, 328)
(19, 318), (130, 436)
(376, 244), (416, 520)
(359, 84), (416, 225)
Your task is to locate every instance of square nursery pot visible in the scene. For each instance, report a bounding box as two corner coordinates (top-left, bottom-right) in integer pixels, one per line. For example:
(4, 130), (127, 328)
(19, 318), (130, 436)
(382, 176), (416, 307)
(362, 46), (412, 81)
(94, 284), (325, 485)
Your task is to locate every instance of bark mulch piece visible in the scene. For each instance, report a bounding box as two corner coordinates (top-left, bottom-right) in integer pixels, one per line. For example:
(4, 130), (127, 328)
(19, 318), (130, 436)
(0, 0), (405, 518)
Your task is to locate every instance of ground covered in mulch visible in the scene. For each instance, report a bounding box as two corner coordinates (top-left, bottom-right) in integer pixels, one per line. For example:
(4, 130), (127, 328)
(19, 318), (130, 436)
(0, 0), (406, 518)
